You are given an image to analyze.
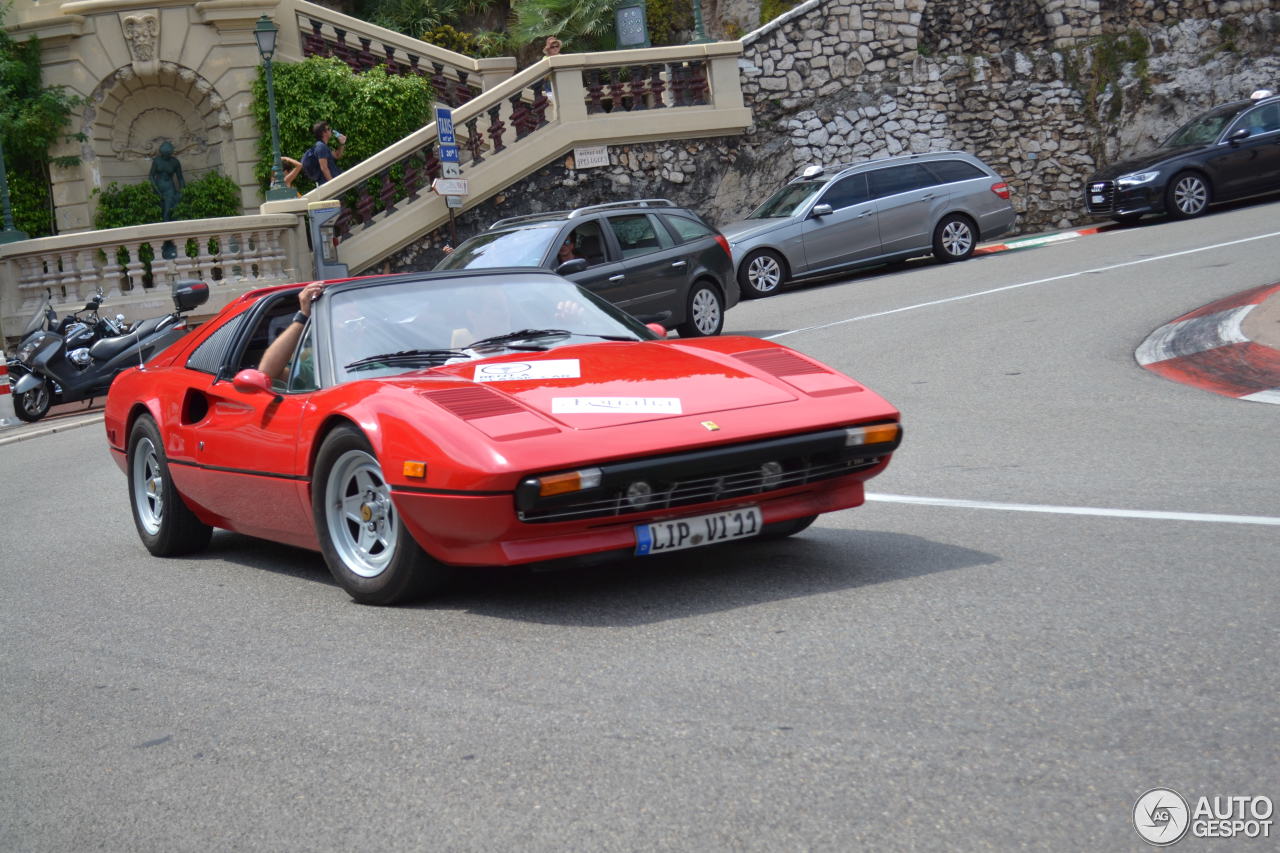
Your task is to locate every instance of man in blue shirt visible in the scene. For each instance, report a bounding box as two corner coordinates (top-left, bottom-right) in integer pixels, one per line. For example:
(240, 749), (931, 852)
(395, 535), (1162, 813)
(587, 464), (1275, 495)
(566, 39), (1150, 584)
(310, 121), (346, 183)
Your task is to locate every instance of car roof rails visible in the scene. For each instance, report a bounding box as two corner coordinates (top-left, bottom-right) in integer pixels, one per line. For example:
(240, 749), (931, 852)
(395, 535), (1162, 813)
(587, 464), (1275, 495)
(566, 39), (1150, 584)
(566, 199), (678, 218)
(489, 210), (572, 229)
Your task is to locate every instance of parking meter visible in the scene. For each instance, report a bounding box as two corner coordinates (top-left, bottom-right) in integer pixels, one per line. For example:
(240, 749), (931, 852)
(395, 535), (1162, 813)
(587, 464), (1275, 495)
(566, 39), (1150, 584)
(307, 200), (348, 279)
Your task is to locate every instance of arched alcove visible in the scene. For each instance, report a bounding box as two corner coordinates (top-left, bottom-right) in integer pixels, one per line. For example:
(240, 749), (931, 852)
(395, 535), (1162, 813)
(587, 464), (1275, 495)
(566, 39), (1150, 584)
(79, 61), (236, 217)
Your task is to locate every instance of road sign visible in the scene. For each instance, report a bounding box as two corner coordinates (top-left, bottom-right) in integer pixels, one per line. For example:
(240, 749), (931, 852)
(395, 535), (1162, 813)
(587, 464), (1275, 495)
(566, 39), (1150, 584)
(439, 144), (460, 163)
(434, 106), (455, 145)
(446, 195), (463, 209)
(432, 178), (469, 196)
(441, 162), (461, 178)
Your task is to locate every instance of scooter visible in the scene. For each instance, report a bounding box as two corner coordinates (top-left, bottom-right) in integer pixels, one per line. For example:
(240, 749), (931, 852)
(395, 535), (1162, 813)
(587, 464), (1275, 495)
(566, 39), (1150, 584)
(8, 280), (210, 422)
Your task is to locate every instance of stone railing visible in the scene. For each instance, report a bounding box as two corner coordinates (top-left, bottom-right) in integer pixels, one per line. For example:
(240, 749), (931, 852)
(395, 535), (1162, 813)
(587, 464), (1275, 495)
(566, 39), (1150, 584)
(265, 42), (750, 275)
(292, 0), (516, 106)
(0, 215), (307, 340)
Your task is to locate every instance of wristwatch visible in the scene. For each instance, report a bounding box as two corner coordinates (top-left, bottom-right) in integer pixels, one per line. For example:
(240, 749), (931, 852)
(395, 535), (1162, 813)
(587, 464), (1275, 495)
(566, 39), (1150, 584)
(292, 310), (308, 325)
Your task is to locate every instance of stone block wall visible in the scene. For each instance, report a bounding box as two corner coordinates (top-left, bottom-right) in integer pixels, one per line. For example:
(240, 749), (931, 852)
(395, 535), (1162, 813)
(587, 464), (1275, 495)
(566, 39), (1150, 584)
(385, 0), (1280, 271)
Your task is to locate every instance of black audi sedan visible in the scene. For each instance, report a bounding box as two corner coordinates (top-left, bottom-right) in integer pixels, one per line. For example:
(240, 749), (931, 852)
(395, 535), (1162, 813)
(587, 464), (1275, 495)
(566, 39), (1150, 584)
(1084, 91), (1280, 222)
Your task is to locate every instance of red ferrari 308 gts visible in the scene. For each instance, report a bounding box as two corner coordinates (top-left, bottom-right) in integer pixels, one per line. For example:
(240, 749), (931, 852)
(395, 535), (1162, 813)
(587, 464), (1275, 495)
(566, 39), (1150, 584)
(104, 269), (902, 605)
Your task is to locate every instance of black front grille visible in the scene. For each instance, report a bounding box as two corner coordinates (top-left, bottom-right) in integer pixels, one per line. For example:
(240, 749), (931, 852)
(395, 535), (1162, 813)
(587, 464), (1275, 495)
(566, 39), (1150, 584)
(1085, 181), (1115, 212)
(516, 425), (899, 523)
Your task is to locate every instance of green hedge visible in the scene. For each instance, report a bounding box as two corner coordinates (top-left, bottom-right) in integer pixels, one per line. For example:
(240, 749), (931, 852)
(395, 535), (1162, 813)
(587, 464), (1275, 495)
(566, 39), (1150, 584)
(92, 171), (241, 229)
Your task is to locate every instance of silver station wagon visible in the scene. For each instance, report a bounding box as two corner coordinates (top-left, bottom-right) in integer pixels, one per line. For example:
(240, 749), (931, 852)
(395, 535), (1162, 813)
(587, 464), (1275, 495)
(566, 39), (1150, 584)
(720, 151), (1018, 297)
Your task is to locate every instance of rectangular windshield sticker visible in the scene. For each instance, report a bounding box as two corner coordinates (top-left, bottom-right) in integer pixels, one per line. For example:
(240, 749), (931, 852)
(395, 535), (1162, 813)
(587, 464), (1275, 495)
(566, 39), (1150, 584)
(473, 359), (581, 382)
(551, 397), (683, 414)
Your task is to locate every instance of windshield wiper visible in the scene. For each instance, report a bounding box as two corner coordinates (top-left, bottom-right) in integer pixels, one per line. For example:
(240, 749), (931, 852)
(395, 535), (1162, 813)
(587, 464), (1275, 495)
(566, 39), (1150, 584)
(345, 348), (468, 371)
(464, 328), (635, 352)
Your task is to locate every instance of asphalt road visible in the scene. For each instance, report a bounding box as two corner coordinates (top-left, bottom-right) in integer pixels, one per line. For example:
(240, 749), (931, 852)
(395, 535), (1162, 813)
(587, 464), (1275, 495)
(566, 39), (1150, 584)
(2, 202), (1278, 851)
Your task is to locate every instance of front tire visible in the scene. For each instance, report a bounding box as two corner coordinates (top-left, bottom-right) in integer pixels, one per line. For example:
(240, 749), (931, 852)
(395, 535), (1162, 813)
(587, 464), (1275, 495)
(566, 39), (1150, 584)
(10, 373), (51, 423)
(677, 281), (725, 337)
(932, 214), (977, 262)
(312, 426), (451, 605)
(738, 249), (786, 298)
(1167, 171), (1210, 219)
(128, 415), (213, 556)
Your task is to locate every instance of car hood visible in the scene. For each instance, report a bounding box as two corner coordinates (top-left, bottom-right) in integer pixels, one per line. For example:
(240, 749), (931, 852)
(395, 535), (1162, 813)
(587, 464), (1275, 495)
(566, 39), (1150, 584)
(718, 219), (789, 243)
(1090, 144), (1208, 180)
(410, 341), (812, 430)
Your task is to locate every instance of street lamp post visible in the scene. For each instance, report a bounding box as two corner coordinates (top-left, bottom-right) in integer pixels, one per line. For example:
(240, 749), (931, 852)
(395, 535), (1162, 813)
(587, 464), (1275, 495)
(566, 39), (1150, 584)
(254, 15), (295, 201)
(0, 135), (30, 244)
(690, 0), (712, 44)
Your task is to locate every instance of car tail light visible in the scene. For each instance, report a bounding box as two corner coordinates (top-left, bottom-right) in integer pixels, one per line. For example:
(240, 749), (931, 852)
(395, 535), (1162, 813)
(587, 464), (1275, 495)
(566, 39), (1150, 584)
(714, 234), (732, 259)
(990, 182), (1011, 200)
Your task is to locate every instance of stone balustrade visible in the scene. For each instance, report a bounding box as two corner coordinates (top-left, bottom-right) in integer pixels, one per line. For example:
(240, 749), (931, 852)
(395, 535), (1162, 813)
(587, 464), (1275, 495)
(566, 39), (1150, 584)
(293, 0), (516, 106)
(264, 42), (750, 275)
(0, 215), (307, 340)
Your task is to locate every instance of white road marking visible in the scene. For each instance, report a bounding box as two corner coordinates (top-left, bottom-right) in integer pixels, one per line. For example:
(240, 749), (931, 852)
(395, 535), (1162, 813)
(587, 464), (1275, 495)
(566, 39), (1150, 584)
(866, 492), (1280, 526)
(767, 231), (1280, 340)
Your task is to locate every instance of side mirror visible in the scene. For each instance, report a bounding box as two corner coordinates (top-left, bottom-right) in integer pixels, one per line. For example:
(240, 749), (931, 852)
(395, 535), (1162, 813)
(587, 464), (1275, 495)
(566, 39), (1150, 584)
(645, 322), (668, 338)
(1228, 127), (1251, 144)
(810, 203), (833, 218)
(233, 368), (277, 396)
(556, 258), (588, 275)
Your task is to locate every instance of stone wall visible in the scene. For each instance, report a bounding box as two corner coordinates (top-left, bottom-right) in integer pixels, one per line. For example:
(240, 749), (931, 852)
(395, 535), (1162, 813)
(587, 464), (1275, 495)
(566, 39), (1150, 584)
(385, 0), (1280, 271)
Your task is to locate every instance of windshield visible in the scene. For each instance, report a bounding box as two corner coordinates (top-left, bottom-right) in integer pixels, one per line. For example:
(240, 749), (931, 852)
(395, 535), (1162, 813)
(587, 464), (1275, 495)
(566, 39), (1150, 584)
(322, 276), (654, 383)
(1160, 104), (1244, 147)
(434, 224), (560, 270)
(21, 300), (53, 338)
(747, 181), (825, 219)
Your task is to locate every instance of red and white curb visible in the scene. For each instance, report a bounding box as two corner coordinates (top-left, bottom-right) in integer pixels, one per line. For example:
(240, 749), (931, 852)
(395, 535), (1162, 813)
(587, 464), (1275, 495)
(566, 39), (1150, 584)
(1136, 283), (1280, 404)
(976, 225), (1105, 255)
(0, 359), (17, 428)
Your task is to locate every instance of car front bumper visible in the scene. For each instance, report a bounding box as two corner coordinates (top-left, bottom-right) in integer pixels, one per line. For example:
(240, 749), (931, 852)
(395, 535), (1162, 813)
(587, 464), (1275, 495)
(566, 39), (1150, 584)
(1083, 180), (1165, 217)
(391, 465), (885, 566)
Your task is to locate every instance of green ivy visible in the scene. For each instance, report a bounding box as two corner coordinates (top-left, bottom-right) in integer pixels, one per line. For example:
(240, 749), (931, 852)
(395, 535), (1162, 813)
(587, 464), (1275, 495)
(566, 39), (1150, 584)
(7, 170), (53, 237)
(250, 57), (435, 197)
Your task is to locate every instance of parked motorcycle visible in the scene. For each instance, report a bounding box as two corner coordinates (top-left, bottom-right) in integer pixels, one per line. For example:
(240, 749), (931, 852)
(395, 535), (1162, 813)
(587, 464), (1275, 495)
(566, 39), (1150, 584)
(7, 280), (210, 422)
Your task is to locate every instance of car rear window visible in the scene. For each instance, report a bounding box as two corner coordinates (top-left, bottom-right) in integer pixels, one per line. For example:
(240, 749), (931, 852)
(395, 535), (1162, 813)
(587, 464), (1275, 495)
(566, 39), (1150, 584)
(661, 213), (715, 243)
(867, 164), (938, 198)
(924, 159), (987, 183)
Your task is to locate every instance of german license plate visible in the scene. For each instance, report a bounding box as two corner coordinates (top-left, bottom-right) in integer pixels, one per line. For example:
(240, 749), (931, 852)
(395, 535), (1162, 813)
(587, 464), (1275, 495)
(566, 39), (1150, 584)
(634, 506), (763, 555)
(1090, 195), (1105, 204)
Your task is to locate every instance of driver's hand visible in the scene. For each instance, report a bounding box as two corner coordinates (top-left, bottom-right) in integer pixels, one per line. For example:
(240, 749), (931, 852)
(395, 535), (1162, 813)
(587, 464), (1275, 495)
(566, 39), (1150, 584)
(299, 283), (325, 316)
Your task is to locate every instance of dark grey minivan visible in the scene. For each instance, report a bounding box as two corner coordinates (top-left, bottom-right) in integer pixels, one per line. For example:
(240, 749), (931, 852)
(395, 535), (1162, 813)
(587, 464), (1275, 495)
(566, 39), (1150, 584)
(435, 200), (738, 336)
(719, 151), (1017, 297)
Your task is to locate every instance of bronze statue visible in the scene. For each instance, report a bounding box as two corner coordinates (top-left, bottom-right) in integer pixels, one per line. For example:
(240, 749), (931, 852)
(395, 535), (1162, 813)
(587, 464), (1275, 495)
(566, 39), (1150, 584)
(149, 140), (185, 221)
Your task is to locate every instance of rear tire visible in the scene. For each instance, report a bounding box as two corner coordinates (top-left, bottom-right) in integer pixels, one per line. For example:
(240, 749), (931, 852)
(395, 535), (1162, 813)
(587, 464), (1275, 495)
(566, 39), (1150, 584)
(932, 214), (977, 262)
(758, 514), (818, 540)
(676, 281), (724, 337)
(1166, 171), (1210, 219)
(312, 425), (451, 605)
(128, 415), (213, 556)
(738, 249), (786, 298)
